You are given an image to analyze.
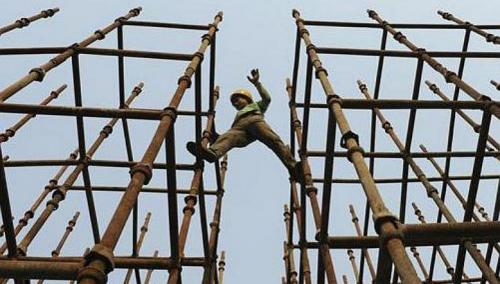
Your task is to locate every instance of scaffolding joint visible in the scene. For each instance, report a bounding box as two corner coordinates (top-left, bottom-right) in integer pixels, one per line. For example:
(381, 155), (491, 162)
(129, 163), (153, 185)
(207, 23), (219, 31)
(41, 8), (58, 18)
(201, 33), (213, 45)
(77, 265), (108, 284)
(314, 66), (328, 79)
(184, 194), (198, 206)
(305, 185), (318, 196)
(100, 125), (113, 137)
(129, 7), (142, 17)
(94, 30), (106, 40)
(367, 9), (378, 18)
(393, 31), (407, 43)
(29, 67), (46, 82)
(444, 70), (457, 83)
(161, 107), (178, 122)
(486, 33), (499, 43)
(15, 18), (30, 28)
(372, 211), (399, 235)
(177, 74), (192, 88)
(114, 16), (127, 24)
(340, 130), (359, 149)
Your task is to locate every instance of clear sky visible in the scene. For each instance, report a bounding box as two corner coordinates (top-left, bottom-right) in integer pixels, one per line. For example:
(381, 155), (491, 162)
(1, 1), (499, 283)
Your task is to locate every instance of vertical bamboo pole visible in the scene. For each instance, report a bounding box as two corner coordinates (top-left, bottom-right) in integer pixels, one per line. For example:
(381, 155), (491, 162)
(284, 205), (298, 284)
(168, 86), (220, 284)
(285, 78), (312, 284)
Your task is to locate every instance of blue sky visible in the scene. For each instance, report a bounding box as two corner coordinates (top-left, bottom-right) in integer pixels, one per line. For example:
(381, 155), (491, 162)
(1, 1), (499, 283)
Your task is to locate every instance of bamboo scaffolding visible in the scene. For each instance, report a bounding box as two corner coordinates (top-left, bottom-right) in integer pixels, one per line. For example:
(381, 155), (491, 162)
(420, 144), (493, 222)
(72, 13), (222, 283)
(366, 10), (500, 119)
(0, 7), (142, 102)
(14, 83), (144, 257)
(0, 8), (59, 36)
(293, 9), (420, 283)
(357, 80), (498, 283)
(411, 203), (470, 280)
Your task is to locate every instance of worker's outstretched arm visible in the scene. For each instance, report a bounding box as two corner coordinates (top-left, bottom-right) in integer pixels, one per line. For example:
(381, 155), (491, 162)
(247, 68), (271, 112)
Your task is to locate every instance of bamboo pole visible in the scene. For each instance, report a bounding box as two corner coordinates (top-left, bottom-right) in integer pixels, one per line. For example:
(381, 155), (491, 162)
(35, 212), (80, 284)
(348, 205), (376, 280)
(437, 11), (500, 45)
(143, 250), (159, 284)
(285, 78), (312, 284)
(168, 86), (220, 284)
(218, 251), (226, 284)
(0, 84), (67, 143)
(123, 212), (152, 284)
(0, 8), (59, 36)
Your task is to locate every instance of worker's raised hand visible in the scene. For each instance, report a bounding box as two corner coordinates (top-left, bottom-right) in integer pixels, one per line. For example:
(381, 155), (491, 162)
(247, 68), (260, 85)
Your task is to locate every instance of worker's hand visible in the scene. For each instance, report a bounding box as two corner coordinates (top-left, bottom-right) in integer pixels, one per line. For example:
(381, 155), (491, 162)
(247, 68), (260, 85)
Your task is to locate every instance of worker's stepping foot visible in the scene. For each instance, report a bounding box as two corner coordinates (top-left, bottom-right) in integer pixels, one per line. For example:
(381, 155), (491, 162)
(186, 141), (218, 163)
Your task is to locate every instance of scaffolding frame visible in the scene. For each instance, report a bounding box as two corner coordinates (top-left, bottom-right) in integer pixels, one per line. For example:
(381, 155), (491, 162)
(284, 9), (500, 284)
(0, 7), (227, 284)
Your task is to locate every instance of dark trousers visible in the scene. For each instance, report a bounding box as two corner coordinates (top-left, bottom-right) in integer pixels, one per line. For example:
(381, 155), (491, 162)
(209, 114), (296, 173)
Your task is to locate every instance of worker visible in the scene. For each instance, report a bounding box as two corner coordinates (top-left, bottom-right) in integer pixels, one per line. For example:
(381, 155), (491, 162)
(187, 69), (302, 181)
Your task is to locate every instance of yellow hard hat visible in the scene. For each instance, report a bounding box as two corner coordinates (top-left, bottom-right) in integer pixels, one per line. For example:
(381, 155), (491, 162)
(230, 89), (253, 103)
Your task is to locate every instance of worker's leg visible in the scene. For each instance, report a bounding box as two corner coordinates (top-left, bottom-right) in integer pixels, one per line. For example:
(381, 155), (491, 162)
(209, 126), (254, 159)
(247, 117), (297, 173)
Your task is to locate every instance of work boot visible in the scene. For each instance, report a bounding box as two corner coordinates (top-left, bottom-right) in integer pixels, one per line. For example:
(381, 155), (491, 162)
(186, 141), (218, 163)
